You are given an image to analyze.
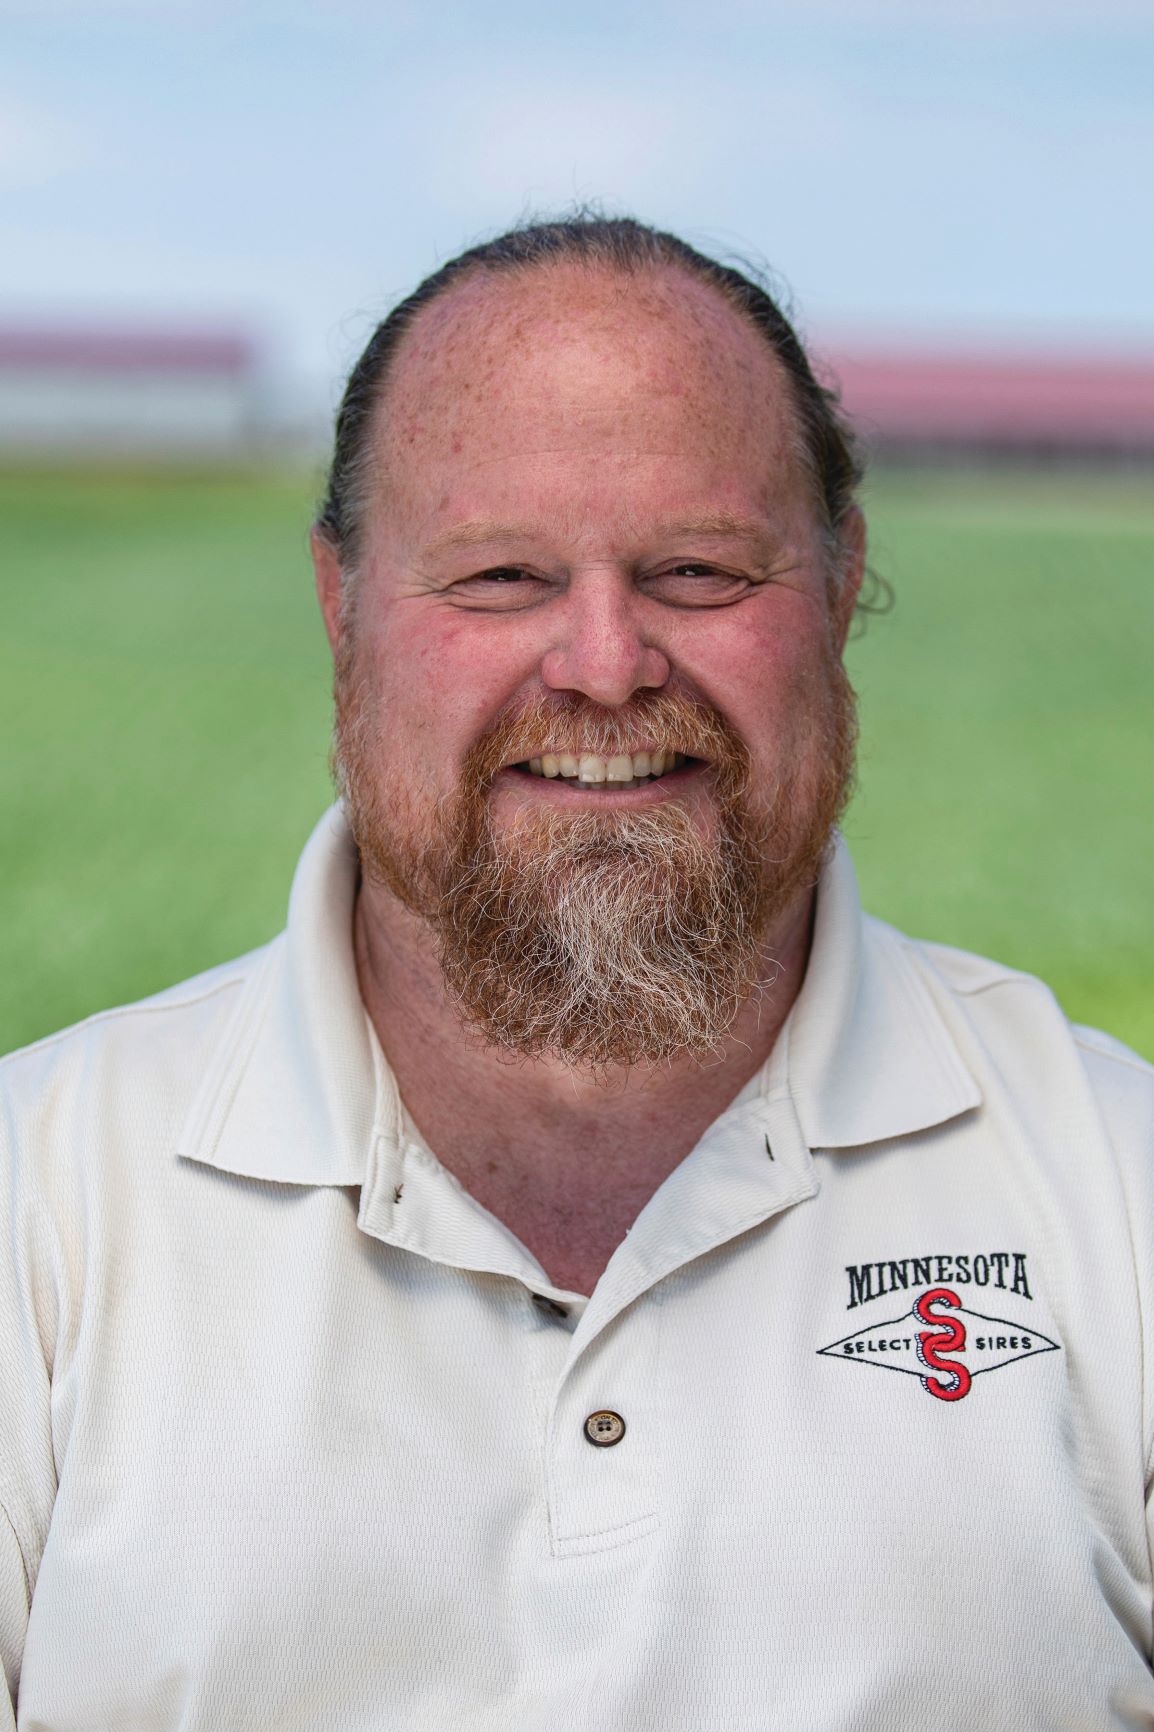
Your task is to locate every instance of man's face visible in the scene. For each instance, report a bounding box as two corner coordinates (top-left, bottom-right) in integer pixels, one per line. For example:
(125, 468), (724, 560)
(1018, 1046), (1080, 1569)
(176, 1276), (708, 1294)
(317, 263), (861, 1065)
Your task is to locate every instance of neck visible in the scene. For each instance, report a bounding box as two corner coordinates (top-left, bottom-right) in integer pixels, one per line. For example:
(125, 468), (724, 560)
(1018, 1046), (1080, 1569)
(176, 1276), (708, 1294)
(352, 875), (815, 1292)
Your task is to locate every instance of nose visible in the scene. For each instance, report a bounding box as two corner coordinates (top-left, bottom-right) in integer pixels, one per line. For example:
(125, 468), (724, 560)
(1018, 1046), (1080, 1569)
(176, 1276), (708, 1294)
(540, 572), (670, 706)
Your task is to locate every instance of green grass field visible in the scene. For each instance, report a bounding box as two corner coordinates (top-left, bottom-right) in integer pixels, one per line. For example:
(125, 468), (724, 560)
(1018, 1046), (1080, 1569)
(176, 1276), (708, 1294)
(2, 465), (1152, 1061)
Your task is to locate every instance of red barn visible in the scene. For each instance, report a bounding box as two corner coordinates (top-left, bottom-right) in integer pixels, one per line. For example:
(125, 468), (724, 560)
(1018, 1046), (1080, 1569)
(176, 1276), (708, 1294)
(826, 349), (1154, 460)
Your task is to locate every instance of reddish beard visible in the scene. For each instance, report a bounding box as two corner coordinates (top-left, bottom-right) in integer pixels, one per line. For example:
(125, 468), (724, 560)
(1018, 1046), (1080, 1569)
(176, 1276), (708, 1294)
(335, 675), (857, 1068)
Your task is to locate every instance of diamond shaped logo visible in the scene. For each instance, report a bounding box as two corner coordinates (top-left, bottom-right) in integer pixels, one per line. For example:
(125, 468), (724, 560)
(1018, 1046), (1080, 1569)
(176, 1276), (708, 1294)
(818, 1286), (1060, 1402)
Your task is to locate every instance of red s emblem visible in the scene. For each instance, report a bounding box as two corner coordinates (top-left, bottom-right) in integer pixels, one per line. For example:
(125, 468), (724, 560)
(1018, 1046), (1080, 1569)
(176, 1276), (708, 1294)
(914, 1287), (972, 1402)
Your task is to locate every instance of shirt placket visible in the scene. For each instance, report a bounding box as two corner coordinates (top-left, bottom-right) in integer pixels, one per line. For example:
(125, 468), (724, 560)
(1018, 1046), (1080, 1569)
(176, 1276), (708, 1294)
(539, 1292), (664, 1557)
(358, 1078), (817, 1565)
(535, 1088), (817, 1558)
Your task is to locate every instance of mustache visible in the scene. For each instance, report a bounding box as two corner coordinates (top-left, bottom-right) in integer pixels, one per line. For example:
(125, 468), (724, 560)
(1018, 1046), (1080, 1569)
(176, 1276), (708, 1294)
(463, 687), (752, 788)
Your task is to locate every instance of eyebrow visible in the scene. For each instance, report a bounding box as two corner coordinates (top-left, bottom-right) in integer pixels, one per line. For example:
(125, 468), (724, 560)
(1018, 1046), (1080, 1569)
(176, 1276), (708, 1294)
(650, 513), (780, 547)
(422, 512), (780, 558)
(422, 522), (542, 556)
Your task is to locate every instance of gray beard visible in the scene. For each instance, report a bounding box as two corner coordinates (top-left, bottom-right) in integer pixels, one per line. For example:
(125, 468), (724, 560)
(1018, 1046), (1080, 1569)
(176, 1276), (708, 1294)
(424, 799), (776, 1068)
(335, 676), (857, 1068)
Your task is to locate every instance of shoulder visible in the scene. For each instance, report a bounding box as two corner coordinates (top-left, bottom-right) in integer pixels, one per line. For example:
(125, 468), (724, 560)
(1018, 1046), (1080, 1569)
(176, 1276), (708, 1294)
(898, 927), (1062, 1006)
(870, 916), (1154, 1142)
(0, 943), (278, 1150)
(1069, 1021), (1154, 1149)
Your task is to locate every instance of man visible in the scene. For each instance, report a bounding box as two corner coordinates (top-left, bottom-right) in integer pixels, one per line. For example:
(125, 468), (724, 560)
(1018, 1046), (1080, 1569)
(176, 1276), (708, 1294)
(2, 216), (1152, 1729)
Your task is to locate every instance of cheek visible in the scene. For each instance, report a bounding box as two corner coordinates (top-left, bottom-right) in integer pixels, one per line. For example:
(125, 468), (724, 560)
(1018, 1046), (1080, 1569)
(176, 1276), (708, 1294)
(369, 610), (531, 768)
(683, 604), (836, 771)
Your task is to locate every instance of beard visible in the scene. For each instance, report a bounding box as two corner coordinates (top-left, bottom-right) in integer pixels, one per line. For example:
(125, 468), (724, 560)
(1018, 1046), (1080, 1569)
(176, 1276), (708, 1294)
(335, 664), (857, 1069)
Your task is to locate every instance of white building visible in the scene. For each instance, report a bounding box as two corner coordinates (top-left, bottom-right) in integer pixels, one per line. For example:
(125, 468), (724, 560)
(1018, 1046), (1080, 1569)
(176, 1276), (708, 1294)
(0, 328), (260, 459)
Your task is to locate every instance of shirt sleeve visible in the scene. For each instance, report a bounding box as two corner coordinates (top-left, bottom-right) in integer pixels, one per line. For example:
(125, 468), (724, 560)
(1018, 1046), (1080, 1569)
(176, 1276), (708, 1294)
(0, 1504), (26, 1729)
(1075, 1028), (1154, 1654)
(0, 1066), (62, 1722)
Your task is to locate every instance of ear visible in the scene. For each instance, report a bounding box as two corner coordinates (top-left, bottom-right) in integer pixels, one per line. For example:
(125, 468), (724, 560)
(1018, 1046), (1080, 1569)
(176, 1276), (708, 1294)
(830, 505), (866, 654)
(311, 527), (346, 659)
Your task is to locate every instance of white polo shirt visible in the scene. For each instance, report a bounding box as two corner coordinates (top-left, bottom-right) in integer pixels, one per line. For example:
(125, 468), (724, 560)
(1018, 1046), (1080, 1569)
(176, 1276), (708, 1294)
(3, 806), (1154, 1730)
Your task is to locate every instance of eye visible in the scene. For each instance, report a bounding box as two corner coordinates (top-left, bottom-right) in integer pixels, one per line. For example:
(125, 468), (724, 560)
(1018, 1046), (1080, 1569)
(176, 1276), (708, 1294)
(467, 566), (531, 584)
(449, 566), (549, 609)
(643, 563), (754, 607)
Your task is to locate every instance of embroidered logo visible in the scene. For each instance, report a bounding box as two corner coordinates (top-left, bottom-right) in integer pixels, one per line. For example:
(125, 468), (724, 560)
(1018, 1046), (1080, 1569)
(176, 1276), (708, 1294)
(818, 1286), (1060, 1401)
(844, 1251), (1032, 1311)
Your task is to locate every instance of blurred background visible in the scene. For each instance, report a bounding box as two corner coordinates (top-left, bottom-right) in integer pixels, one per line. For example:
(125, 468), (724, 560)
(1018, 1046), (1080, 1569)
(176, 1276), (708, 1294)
(2, 0), (1152, 1058)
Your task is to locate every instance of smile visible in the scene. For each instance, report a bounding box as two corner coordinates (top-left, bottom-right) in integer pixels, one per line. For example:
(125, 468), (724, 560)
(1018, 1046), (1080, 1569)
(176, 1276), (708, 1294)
(512, 750), (695, 791)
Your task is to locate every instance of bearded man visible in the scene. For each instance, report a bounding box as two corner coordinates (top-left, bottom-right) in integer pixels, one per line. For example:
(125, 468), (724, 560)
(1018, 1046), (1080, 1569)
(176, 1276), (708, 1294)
(3, 216), (1154, 1730)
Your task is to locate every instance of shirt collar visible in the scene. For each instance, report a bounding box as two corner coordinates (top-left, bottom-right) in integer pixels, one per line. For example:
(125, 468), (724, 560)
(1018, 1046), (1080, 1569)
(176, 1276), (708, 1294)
(177, 807), (980, 1187)
(177, 805), (384, 1185)
(782, 835), (981, 1150)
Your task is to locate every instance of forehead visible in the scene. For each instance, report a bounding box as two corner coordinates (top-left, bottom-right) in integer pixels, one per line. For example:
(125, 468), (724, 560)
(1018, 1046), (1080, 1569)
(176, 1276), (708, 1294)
(374, 263), (802, 520)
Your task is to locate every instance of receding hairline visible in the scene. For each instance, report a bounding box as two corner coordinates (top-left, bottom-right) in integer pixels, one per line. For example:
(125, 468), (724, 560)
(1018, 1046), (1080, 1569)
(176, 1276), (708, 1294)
(350, 253), (818, 564)
(375, 252), (796, 435)
(315, 215), (868, 620)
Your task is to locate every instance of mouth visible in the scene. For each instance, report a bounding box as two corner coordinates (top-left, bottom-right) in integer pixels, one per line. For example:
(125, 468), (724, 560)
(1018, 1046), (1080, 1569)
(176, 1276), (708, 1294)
(506, 749), (701, 792)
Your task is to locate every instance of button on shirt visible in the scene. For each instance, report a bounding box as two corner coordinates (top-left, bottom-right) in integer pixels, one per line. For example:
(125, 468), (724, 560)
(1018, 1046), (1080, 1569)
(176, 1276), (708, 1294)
(2, 806), (1154, 1729)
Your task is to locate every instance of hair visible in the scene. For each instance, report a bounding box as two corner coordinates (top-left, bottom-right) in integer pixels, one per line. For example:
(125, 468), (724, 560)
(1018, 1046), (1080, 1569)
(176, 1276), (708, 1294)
(316, 211), (880, 614)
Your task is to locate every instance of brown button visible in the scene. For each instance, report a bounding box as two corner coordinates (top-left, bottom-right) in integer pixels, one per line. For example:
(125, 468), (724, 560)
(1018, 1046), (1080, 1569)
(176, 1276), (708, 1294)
(584, 1409), (626, 1447)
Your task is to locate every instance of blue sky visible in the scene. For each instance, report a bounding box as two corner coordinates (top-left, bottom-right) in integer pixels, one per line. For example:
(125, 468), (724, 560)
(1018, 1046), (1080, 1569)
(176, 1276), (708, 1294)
(2, 0), (1151, 413)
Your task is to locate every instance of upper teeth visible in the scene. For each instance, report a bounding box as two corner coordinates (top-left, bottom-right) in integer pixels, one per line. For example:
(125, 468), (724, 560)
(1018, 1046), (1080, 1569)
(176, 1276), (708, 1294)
(524, 750), (683, 784)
